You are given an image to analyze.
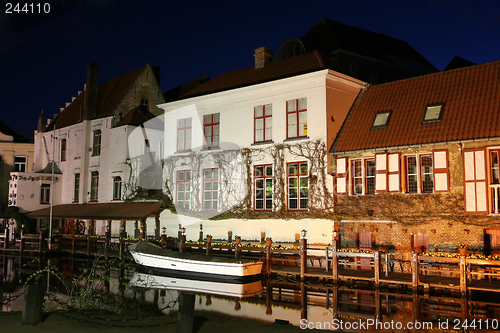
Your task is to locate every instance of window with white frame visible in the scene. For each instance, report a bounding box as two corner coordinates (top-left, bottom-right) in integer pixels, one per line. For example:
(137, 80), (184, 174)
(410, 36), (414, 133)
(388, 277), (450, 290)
(287, 98), (307, 139)
(176, 170), (191, 209)
(406, 154), (433, 193)
(365, 159), (376, 195)
(14, 156), (27, 172)
(288, 162), (308, 210)
(60, 139), (66, 161)
(92, 130), (101, 155)
(177, 118), (192, 152)
(40, 184), (50, 204)
(113, 176), (122, 200)
(203, 113), (219, 148)
(352, 160), (363, 195)
(74, 173), (80, 203)
(255, 164), (273, 210)
(90, 171), (99, 201)
(203, 168), (218, 211)
(254, 105), (272, 143)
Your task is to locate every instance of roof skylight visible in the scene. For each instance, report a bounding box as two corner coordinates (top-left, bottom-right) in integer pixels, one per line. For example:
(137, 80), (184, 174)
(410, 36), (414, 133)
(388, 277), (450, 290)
(371, 111), (391, 130)
(423, 104), (443, 123)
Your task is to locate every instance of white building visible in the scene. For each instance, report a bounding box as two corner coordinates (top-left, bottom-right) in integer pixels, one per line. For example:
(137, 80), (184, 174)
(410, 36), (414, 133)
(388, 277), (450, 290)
(157, 48), (366, 244)
(11, 62), (166, 236)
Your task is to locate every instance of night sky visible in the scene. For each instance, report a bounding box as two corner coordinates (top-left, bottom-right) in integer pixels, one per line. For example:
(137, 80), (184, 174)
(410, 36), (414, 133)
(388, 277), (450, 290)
(1, 0), (499, 138)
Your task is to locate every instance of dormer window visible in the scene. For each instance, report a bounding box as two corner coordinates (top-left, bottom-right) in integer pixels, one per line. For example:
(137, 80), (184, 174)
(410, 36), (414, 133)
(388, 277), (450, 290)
(141, 98), (149, 110)
(423, 104), (443, 123)
(371, 111), (391, 130)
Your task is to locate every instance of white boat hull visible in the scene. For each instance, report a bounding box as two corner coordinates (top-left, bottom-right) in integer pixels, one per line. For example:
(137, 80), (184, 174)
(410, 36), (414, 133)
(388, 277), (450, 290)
(129, 272), (264, 298)
(128, 242), (263, 279)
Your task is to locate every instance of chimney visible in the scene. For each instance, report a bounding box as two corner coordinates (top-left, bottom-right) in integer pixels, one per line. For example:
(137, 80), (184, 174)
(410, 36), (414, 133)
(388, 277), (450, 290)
(37, 109), (46, 132)
(83, 62), (99, 120)
(254, 47), (273, 69)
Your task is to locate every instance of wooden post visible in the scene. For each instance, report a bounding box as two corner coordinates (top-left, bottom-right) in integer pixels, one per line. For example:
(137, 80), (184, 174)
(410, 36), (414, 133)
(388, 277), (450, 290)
(86, 236), (91, 256)
(375, 289), (381, 320)
(4, 228), (8, 250)
(412, 292), (419, 322)
(154, 214), (160, 240)
(300, 282), (307, 321)
(71, 236), (76, 255)
(266, 245), (272, 275)
(385, 252), (389, 277)
(332, 250), (338, 282)
(235, 243), (240, 259)
(460, 256), (467, 296)
(206, 238), (212, 256)
(119, 239), (123, 259)
(332, 285), (338, 320)
(20, 236), (25, 255)
(120, 219), (126, 239)
(39, 232), (43, 253)
(411, 252), (419, 292)
(180, 234), (186, 253)
(325, 247), (329, 272)
(300, 237), (307, 280)
(374, 251), (380, 287)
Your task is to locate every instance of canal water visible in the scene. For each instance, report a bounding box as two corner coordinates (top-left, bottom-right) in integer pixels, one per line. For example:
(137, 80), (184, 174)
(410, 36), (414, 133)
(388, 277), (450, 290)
(2, 255), (500, 332)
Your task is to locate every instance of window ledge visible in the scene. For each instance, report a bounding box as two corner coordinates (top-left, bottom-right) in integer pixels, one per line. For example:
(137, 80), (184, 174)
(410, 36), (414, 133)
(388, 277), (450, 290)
(201, 147), (220, 151)
(251, 140), (274, 147)
(283, 136), (309, 143)
(175, 150), (193, 154)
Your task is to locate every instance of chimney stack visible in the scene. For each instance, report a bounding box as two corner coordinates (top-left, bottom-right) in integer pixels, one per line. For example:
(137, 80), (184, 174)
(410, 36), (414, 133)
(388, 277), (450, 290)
(37, 109), (46, 132)
(254, 47), (273, 69)
(83, 62), (99, 120)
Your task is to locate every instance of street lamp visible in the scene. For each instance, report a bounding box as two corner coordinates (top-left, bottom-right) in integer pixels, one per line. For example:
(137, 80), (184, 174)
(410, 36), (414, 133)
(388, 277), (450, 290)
(301, 229), (307, 239)
(162, 227), (166, 235)
(181, 227), (186, 235)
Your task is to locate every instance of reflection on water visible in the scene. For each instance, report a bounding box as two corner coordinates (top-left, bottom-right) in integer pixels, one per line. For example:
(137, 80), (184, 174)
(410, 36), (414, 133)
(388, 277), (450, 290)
(2, 255), (500, 332)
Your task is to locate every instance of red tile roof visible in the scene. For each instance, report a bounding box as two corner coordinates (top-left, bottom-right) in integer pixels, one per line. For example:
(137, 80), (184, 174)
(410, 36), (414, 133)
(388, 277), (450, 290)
(331, 60), (500, 153)
(182, 50), (345, 98)
(116, 106), (157, 127)
(47, 65), (145, 131)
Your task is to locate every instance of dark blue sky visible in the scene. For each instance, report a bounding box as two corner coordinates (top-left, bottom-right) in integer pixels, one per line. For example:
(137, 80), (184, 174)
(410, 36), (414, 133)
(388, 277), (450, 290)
(1, 0), (499, 137)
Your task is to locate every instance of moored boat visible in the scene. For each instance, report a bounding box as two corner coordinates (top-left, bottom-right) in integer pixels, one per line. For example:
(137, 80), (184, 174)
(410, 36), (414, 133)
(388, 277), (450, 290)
(128, 241), (263, 279)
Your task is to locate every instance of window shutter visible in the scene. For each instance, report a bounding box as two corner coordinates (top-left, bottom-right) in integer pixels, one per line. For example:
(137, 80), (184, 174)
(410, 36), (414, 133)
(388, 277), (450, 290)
(464, 149), (488, 214)
(336, 157), (347, 195)
(375, 153), (387, 192)
(388, 153), (401, 192)
(433, 149), (449, 192)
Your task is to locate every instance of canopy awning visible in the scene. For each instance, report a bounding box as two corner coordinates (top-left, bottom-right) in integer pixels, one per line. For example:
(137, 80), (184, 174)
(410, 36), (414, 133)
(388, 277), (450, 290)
(26, 202), (163, 220)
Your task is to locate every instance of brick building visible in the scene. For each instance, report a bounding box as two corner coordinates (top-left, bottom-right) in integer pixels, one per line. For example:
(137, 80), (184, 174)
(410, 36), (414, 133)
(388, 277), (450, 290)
(330, 60), (500, 254)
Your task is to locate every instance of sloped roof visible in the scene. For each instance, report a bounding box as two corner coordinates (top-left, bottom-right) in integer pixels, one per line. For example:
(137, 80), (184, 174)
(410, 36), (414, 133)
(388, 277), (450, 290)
(301, 18), (438, 74)
(26, 202), (163, 220)
(331, 60), (500, 153)
(182, 50), (346, 99)
(46, 65), (145, 131)
(116, 106), (158, 127)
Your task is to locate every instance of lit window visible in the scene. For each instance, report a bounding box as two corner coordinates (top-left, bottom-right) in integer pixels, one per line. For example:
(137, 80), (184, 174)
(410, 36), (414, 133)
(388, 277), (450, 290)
(113, 176), (122, 200)
(60, 139), (66, 161)
(177, 118), (192, 152)
(287, 98), (307, 139)
(203, 169), (218, 211)
(14, 156), (27, 172)
(176, 170), (191, 209)
(371, 111), (391, 130)
(74, 173), (80, 203)
(92, 130), (101, 155)
(406, 154), (433, 193)
(288, 162), (308, 210)
(254, 105), (272, 143)
(365, 159), (375, 195)
(423, 105), (443, 123)
(90, 171), (99, 201)
(203, 113), (220, 148)
(352, 160), (363, 195)
(40, 184), (50, 204)
(255, 165), (273, 210)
